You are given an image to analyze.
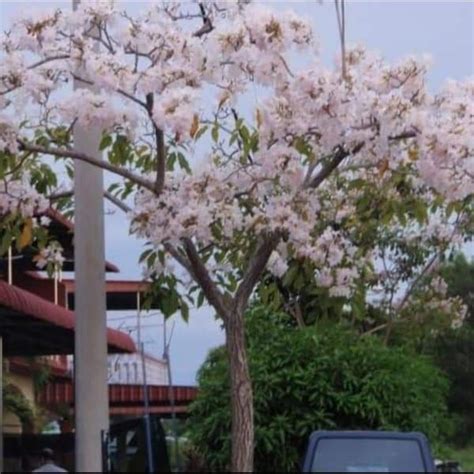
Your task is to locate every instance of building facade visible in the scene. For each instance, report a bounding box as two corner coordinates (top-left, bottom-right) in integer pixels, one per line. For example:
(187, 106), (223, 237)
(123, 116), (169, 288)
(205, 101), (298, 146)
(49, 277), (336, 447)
(66, 353), (169, 386)
(108, 353), (168, 385)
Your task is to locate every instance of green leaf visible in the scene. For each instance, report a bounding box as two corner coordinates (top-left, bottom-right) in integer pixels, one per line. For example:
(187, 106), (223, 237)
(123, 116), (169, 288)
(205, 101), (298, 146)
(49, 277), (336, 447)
(197, 291), (205, 308)
(282, 264), (298, 287)
(211, 125), (219, 143)
(160, 289), (180, 318)
(107, 182), (121, 194)
(167, 152), (177, 171)
(99, 134), (113, 151)
(195, 125), (208, 141)
(181, 301), (190, 322)
(139, 248), (153, 264)
(0, 231), (12, 256)
(229, 132), (238, 146)
(177, 152), (192, 174)
(66, 164), (74, 179)
(293, 271), (305, 291)
(239, 125), (250, 144)
(413, 200), (428, 224)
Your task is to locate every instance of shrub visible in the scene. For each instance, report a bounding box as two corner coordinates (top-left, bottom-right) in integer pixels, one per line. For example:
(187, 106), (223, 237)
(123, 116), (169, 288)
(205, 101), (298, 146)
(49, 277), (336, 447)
(187, 306), (451, 472)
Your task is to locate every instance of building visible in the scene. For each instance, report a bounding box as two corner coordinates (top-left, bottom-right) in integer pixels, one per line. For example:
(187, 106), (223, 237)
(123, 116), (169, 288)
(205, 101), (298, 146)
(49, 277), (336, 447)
(107, 353), (168, 385)
(0, 209), (142, 434)
(63, 352), (169, 386)
(0, 278), (135, 435)
(1, 206), (196, 473)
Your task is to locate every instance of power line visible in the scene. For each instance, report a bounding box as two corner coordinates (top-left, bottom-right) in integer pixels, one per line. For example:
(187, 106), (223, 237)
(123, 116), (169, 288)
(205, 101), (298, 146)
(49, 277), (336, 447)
(107, 312), (163, 322)
(119, 324), (164, 331)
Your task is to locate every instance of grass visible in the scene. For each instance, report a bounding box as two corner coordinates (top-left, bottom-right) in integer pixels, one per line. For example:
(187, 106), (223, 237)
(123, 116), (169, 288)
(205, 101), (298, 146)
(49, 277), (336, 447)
(445, 445), (474, 472)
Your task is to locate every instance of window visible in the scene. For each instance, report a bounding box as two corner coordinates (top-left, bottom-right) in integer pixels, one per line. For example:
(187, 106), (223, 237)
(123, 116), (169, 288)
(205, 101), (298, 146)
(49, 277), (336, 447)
(311, 438), (426, 473)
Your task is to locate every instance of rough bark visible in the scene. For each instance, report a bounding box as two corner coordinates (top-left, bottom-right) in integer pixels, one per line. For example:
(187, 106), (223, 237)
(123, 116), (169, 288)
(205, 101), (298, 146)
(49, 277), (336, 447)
(179, 235), (280, 472)
(225, 307), (254, 473)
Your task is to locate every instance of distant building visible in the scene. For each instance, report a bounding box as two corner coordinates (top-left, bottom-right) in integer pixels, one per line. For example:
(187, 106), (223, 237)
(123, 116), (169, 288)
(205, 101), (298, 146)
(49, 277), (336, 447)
(0, 209), (141, 435)
(66, 352), (168, 385)
(107, 353), (169, 385)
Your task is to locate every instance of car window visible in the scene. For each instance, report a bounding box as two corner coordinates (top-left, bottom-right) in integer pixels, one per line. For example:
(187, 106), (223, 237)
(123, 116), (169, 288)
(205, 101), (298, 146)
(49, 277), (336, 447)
(311, 437), (426, 473)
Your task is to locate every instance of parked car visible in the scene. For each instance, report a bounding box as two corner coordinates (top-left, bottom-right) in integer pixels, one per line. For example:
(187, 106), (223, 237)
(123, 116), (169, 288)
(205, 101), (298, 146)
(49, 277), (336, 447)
(302, 431), (436, 472)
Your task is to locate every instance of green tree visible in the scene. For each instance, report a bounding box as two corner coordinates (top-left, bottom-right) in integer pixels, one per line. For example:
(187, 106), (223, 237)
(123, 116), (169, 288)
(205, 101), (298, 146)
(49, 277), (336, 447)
(427, 254), (474, 445)
(429, 328), (474, 446)
(188, 306), (451, 472)
(441, 253), (474, 325)
(2, 376), (35, 432)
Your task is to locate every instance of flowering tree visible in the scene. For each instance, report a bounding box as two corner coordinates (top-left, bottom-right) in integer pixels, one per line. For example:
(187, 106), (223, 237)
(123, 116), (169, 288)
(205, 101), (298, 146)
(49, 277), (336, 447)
(0, 2), (473, 470)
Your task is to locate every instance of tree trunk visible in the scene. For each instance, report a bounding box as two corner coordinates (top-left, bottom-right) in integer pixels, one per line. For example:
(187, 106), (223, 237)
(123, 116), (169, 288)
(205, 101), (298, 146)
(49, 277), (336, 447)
(225, 308), (254, 472)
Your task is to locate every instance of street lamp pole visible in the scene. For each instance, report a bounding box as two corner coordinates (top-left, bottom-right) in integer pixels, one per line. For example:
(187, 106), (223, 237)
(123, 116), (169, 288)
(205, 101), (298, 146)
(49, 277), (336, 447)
(72, 1), (109, 471)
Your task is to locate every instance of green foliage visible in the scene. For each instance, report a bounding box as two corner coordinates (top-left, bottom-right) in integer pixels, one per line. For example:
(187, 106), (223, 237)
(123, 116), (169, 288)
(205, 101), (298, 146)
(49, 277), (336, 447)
(428, 327), (474, 446)
(141, 269), (192, 321)
(188, 306), (451, 472)
(0, 141), (67, 255)
(32, 361), (51, 394)
(420, 254), (474, 446)
(2, 378), (35, 430)
(441, 253), (474, 325)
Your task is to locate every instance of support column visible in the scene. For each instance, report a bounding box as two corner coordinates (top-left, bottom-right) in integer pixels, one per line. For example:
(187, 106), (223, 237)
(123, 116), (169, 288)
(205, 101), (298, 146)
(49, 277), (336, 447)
(0, 336), (3, 474)
(73, 1), (108, 471)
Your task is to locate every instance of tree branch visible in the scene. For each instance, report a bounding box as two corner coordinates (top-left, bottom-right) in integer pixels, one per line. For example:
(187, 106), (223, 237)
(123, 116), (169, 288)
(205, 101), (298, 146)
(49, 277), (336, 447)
(164, 243), (196, 281)
(306, 131), (416, 188)
(49, 189), (133, 215)
(395, 213), (464, 316)
(361, 322), (389, 337)
(193, 2), (214, 37)
(383, 214), (463, 344)
(234, 233), (281, 313)
(146, 93), (166, 194)
(288, 299), (306, 328)
(309, 142), (364, 189)
(28, 54), (70, 70)
(182, 238), (229, 318)
(396, 253), (440, 315)
(117, 88), (147, 109)
(48, 189), (73, 200)
(389, 131), (417, 141)
(48, 188), (198, 286)
(104, 191), (131, 213)
(93, 194), (196, 289)
(0, 55), (70, 96)
(72, 74), (148, 109)
(18, 140), (156, 193)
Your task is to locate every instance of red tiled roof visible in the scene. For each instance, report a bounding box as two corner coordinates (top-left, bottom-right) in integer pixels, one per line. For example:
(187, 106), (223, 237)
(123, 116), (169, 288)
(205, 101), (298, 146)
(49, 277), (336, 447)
(0, 281), (135, 354)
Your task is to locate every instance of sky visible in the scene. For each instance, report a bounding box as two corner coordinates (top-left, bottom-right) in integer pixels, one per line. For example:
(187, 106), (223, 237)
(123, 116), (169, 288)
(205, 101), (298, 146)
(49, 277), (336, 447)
(0, 1), (473, 385)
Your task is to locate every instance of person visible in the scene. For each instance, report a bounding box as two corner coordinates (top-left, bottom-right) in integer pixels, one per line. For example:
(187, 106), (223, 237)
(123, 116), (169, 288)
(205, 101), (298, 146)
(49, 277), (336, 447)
(33, 448), (67, 473)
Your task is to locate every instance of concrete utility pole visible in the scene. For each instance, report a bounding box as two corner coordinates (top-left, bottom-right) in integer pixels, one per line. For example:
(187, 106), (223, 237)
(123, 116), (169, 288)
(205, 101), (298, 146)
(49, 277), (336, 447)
(73, 0), (109, 471)
(0, 251), (9, 472)
(0, 337), (3, 474)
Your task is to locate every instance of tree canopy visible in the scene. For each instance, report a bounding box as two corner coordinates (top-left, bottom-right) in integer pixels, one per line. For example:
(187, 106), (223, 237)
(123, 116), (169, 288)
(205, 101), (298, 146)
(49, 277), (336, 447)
(0, 2), (472, 470)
